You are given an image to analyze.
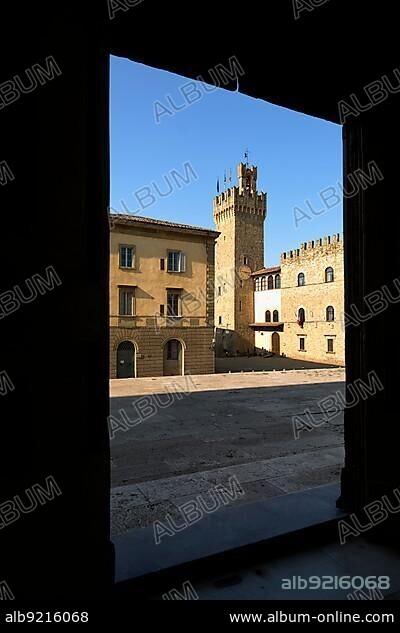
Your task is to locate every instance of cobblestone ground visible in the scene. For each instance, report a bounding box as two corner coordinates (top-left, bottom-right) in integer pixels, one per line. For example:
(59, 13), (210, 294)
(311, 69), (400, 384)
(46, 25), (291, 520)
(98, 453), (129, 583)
(110, 368), (345, 535)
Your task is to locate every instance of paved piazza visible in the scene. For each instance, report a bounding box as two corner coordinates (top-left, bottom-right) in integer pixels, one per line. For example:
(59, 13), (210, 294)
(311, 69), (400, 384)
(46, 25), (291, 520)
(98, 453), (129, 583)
(110, 368), (345, 535)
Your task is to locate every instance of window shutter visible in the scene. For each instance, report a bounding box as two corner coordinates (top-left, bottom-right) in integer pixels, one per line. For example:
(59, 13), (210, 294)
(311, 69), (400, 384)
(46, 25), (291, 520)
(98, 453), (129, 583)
(180, 252), (186, 272)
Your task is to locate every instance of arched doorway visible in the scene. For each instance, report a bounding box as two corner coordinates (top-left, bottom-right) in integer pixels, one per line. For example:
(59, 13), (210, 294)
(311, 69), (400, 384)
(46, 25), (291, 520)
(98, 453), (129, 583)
(163, 339), (183, 376)
(271, 332), (280, 355)
(116, 341), (135, 378)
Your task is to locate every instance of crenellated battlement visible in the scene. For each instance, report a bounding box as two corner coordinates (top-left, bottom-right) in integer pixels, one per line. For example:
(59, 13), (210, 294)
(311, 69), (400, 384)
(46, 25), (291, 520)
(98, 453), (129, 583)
(213, 186), (266, 225)
(280, 233), (343, 262)
(213, 186), (266, 205)
(213, 161), (267, 226)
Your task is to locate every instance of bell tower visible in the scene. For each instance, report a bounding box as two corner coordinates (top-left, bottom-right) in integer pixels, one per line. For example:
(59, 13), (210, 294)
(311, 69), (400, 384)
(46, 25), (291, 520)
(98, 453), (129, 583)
(238, 162), (257, 194)
(213, 162), (267, 355)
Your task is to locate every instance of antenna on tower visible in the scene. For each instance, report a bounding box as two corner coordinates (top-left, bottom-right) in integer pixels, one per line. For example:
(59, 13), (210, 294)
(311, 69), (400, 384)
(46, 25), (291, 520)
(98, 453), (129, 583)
(244, 148), (249, 166)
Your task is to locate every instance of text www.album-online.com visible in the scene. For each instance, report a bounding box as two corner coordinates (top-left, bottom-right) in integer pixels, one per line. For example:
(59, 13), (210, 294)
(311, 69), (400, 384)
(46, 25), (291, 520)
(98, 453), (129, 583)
(229, 612), (395, 624)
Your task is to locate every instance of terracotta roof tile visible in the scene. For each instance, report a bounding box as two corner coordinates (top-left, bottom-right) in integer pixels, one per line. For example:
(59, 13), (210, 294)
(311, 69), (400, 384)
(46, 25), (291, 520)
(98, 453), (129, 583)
(252, 265), (281, 276)
(110, 213), (220, 236)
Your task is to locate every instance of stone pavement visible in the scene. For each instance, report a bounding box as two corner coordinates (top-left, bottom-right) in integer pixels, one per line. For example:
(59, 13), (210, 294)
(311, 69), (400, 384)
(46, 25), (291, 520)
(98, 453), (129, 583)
(110, 368), (345, 535)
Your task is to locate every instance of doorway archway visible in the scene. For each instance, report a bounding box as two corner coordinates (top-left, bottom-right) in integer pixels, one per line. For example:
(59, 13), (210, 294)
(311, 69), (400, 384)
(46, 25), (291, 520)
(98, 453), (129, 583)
(271, 332), (280, 355)
(163, 339), (184, 376)
(116, 340), (135, 378)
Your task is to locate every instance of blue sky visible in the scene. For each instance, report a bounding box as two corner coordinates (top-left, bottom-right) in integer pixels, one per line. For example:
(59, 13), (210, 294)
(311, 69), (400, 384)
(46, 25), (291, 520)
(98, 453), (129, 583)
(110, 56), (343, 266)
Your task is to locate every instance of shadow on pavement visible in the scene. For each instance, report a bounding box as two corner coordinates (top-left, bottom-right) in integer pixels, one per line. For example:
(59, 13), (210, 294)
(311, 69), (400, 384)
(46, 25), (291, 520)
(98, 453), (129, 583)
(216, 356), (343, 373)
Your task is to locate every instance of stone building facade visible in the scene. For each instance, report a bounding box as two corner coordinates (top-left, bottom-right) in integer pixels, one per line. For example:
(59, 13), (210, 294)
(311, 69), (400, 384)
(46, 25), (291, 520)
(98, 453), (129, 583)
(213, 163), (266, 355)
(212, 162), (344, 364)
(109, 214), (219, 378)
(280, 234), (344, 364)
(251, 234), (345, 365)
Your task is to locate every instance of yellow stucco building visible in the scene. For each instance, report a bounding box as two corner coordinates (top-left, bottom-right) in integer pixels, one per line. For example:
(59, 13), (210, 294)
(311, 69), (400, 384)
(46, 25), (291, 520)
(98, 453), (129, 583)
(109, 214), (219, 378)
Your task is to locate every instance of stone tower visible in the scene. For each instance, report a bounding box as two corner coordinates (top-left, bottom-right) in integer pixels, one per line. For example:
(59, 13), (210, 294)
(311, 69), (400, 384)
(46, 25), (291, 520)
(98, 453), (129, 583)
(213, 163), (267, 354)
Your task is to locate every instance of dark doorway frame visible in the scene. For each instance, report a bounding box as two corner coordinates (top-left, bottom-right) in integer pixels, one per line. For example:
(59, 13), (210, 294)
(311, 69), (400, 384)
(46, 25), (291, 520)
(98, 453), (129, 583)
(271, 332), (280, 355)
(2, 0), (397, 600)
(116, 340), (135, 378)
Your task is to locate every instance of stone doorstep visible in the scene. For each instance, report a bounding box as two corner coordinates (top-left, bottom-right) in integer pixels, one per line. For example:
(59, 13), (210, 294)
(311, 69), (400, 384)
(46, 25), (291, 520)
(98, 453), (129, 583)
(111, 448), (345, 507)
(113, 483), (344, 584)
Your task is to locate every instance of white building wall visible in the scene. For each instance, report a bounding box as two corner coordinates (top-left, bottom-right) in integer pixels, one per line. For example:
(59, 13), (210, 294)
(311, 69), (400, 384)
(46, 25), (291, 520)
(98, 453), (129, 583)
(254, 289), (281, 322)
(254, 287), (281, 352)
(255, 331), (272, 351)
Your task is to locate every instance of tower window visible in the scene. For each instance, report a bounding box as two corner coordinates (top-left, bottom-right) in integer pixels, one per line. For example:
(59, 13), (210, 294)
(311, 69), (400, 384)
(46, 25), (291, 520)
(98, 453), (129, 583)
(327, 338), (334, 353)
(265, 310), (271, 322)
(299, 337), (306, 351)
(218, 316), (222, 325)
(218, 286), (221, 296)
(275, 274), (281, 289)
(239, 300), (242, 312)
(325, 266), (334, 282)
(273, 310), (279, 322)
(298, 272), (305, 286)
(326, 305), (335, 321)
(243, 256), (248, 265)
